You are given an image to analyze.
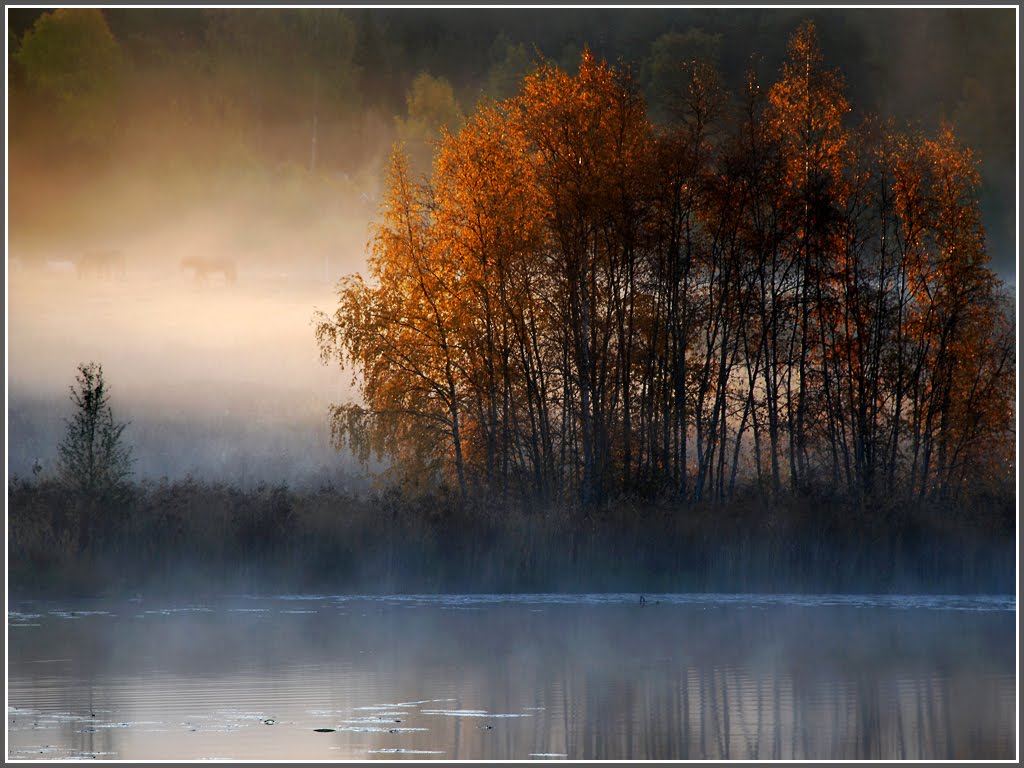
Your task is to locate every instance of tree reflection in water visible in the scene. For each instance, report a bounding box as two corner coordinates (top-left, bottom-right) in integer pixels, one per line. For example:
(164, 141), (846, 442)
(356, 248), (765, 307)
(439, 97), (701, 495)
(7, 596), (1014, 760)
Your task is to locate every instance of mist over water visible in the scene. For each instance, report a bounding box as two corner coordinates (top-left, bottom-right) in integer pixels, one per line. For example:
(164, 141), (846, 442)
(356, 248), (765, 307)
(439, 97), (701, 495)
(7, 593), (1016, 760)
(6, 13), (1016, 763)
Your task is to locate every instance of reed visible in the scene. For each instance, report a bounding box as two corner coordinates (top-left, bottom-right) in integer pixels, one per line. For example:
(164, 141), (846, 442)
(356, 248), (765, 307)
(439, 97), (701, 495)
(7, 475), (1014, 599)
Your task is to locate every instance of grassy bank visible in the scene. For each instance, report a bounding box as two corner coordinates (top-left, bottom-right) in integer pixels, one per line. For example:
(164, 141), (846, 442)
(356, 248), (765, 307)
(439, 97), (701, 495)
(7, 476), (1015, 600)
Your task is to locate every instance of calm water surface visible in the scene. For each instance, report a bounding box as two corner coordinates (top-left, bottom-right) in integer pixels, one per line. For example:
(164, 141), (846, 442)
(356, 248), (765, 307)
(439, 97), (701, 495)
(7, 593), (1016, 760)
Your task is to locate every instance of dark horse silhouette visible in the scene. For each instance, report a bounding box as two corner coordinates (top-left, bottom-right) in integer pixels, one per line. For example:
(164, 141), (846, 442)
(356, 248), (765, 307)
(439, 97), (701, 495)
(180, 256), (237, 284)
(77, 249), (126, 279)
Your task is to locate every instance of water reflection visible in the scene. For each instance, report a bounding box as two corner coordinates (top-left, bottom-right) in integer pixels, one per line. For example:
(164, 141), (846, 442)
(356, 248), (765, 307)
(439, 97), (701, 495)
(7, 594), (1015, 760)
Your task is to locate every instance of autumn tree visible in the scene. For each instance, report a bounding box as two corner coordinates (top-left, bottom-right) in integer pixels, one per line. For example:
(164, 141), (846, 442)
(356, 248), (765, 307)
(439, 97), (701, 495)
(765, 20), (851, 490)
(316, 148), (469, 499)
(516, 49), (655, 504)
(317, 24), (1013, 515)
(641, 56), (729, 501)
(900, 125), (1008, 499)
(721, 66), (794, 496)
(431, 100), (550, 498)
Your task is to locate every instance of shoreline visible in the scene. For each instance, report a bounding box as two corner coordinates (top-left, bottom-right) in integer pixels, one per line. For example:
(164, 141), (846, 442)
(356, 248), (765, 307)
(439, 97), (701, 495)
(9, 477), (1014, 601)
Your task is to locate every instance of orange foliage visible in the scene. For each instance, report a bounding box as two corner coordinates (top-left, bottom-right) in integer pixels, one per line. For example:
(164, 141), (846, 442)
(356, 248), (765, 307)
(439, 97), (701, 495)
(317, 28), (1013, 507)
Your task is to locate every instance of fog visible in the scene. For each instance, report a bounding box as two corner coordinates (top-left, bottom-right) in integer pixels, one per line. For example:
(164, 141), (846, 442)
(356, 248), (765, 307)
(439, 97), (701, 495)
(6, 16), (1014, 763)
(7, 196), (377, 489)
(6, 7), (1017, 489)
(8, 594), (1017, 760)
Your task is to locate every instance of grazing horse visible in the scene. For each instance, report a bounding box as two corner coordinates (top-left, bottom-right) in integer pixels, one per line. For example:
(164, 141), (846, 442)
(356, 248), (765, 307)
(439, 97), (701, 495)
(77, 249), (126, 279)
(180, 256), (237, 285)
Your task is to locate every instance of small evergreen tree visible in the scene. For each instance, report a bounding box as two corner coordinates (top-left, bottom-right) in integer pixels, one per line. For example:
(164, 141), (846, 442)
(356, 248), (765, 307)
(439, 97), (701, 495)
(57, 362), (133, 503)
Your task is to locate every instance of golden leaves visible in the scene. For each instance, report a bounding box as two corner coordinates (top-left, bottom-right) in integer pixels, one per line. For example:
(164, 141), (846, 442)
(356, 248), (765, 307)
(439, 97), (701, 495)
(766, 21), (851, 201)
(316, 30), (1011, 503)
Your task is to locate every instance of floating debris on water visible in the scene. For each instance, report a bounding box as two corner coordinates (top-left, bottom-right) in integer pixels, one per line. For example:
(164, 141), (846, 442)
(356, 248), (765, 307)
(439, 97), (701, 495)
(313, 728), (335, 733)
(395, 698), (457, 706)
(8, 611), (42, 621)
(422, 709), (531, 718)
(262, 719), (275, 725)
(183, 723), (242, 734)
(530, 753), (569, 758)
(8, 611), (42, 618)
(210, 709), (272, 724)
(141, 606), (213, 617)
(421, 709), (488, 716)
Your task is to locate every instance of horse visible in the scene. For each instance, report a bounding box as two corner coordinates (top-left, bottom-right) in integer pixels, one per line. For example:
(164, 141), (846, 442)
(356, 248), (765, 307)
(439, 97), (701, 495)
(180, 256), (237, 285)
(77, 249), (126, 279)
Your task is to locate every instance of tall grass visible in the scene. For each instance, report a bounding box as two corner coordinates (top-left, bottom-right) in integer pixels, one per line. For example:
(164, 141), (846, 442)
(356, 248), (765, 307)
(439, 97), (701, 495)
(7, 475), (1014, 599)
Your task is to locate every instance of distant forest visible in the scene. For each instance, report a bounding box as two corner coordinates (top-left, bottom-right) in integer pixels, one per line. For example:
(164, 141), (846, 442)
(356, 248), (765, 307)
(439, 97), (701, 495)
(6, 9), (1016, 598)
(6, 8), (1016, 262)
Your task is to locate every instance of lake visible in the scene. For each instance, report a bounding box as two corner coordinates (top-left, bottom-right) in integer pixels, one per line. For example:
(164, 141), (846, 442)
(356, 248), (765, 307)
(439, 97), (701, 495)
(7, 593), (1016, 760)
